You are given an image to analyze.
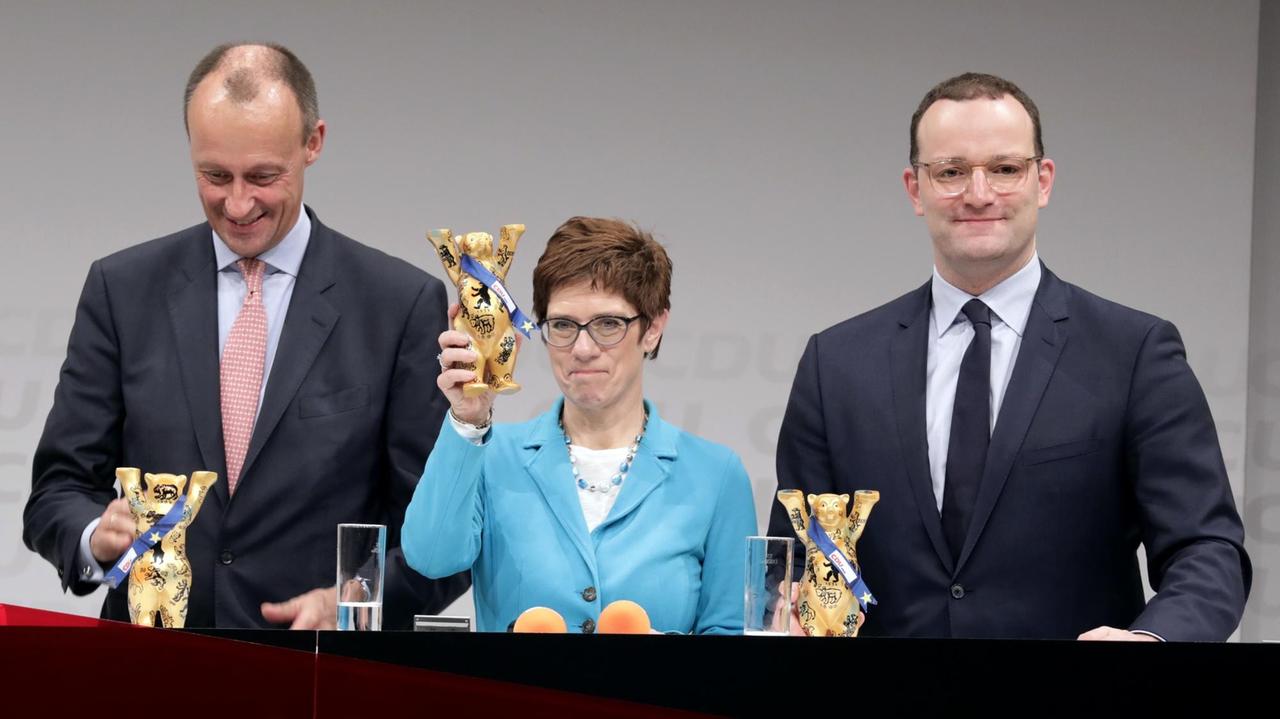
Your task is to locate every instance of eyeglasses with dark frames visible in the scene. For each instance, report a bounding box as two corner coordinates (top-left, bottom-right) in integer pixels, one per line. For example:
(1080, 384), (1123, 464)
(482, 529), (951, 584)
(539, 315), (644, 348)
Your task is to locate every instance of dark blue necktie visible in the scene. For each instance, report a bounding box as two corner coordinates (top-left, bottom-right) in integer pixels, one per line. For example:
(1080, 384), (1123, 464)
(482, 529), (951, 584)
(942, 299), (992, 565)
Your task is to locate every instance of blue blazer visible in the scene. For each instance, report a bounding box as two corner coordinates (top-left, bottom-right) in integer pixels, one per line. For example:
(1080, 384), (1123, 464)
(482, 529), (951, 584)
(404, 399), (757, 634)
(767, 265), (1250, 640)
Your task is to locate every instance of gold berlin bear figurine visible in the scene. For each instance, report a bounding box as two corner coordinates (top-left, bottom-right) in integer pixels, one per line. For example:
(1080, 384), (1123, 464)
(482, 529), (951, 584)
(118, 468), (217, 628)
(429, 225), (529, 397)
(776, 489), (879, 637)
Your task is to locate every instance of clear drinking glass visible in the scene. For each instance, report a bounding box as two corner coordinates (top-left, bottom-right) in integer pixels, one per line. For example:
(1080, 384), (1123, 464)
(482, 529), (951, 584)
(336, 523), (386, 631)
(744, 535), (793, 636)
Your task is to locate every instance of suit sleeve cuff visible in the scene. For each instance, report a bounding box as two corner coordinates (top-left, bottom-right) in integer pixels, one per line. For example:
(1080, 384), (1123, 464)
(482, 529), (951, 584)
(448, 411), (491, 445)
(77, 519), (107, 584)
(1131, 629), (1166, 642)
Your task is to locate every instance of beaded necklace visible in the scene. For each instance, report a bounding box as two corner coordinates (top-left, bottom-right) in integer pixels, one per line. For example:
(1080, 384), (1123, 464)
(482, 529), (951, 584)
(560, 411), (649, 494)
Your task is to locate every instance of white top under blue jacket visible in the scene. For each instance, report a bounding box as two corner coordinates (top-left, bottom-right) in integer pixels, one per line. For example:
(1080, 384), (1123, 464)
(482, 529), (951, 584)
(402, 399), (757, 634)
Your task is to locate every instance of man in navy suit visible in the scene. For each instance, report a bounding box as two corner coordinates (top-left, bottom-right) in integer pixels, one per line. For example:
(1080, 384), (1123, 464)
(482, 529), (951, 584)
(23, 43), (466, 628)
(768, 73), (1249, 640)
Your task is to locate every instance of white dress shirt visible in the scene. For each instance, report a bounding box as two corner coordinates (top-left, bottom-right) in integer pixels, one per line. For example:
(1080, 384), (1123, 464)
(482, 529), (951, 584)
(925, 254), (1041, 512)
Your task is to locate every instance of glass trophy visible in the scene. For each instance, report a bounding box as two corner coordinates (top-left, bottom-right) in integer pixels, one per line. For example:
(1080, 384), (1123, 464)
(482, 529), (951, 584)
(744, 535), (793, 636)
(336, 523), (385, 631)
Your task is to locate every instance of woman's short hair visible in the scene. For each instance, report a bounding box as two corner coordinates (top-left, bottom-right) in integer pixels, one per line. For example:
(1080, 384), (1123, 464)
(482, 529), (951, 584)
(532, 216), (672, 359)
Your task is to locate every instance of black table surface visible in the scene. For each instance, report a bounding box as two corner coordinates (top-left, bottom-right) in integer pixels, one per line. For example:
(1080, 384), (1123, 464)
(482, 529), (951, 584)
(186, 628), (1275, 715)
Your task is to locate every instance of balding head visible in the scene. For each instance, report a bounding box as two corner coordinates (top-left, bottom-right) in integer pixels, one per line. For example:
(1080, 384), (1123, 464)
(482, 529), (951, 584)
(183, 43), (319, 144)
(185, 43), (326, 259)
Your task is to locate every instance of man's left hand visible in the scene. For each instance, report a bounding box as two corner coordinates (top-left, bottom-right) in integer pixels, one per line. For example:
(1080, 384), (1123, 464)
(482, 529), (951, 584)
(1077, 626), (1158, 641)
(261, 586), (336, 629)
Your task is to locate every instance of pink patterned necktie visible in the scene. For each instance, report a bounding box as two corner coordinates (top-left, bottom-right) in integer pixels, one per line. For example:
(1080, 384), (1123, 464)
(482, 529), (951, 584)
(221, 258), (267, 494)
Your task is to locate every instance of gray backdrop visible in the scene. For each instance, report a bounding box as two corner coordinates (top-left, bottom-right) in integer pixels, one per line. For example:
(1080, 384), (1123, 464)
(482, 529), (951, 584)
(1, 0), (1272, 640)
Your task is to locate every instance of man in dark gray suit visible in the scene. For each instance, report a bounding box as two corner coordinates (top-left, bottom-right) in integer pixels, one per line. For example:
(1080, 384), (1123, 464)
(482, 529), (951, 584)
(23, 43), (466, 628)
(769, 73), (1249, 641)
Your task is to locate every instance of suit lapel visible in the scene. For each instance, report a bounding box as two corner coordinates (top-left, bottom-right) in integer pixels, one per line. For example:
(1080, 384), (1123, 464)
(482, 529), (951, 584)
(166, 226), (227, 496)
(956, 265), (1070, 570)
(596, 401), (675, 534)
(522, 401), (595, 571)
(890, 281), (955, 574)
(239, 211), (339, 484)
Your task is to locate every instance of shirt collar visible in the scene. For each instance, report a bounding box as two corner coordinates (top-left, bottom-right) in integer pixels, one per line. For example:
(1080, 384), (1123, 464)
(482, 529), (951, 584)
(930, 251), (1041, 338)
(212, 206), (311, 277)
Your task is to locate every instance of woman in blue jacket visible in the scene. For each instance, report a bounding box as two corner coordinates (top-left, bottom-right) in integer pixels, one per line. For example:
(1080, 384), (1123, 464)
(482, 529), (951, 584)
(403, 216), (756, 634)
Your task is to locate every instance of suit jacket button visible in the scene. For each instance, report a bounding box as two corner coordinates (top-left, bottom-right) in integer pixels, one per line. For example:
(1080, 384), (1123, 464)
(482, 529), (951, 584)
(582, 618), (596, 634)
(950, 583), (965, 599)
(582, 586), (597, 602)
(219, 550), (234, 565)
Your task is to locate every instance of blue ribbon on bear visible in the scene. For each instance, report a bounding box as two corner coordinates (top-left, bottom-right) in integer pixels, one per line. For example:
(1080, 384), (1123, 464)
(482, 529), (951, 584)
(459, 254), (534, 338)
(807, 515), (877, 611)
(104, 493), (188, 589)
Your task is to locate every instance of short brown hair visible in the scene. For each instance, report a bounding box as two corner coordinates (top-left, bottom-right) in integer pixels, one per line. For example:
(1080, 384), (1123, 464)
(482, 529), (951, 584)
(909, 72), (1043, 163)
(183, 42), (319, 144)
(532, 217), (673, 359)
